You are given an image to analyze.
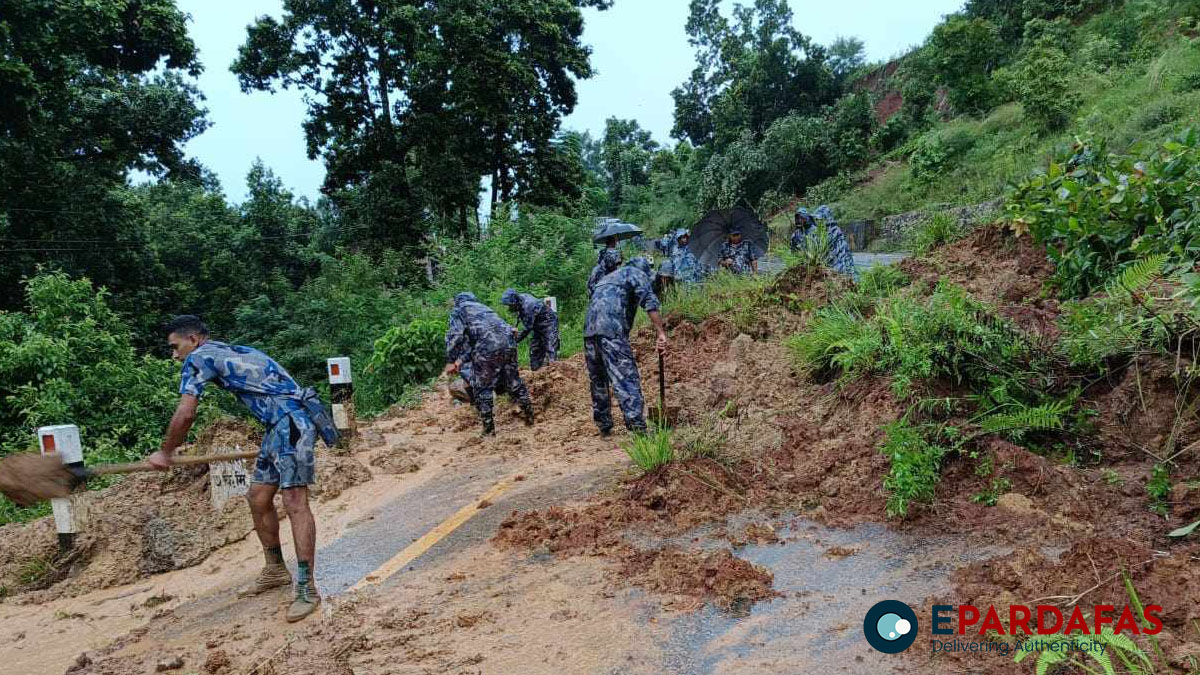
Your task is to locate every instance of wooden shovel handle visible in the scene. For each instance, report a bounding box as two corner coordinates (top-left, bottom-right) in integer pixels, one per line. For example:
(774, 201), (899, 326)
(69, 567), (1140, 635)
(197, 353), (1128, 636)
(88, 450), (260, 476)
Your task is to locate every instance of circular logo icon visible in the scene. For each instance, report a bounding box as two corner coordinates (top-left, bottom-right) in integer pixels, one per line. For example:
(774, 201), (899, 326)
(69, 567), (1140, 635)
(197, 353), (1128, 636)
(863, 600), (919, 653)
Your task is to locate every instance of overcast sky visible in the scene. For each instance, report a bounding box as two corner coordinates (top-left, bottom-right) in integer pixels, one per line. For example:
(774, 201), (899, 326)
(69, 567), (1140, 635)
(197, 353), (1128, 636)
(176, 0), (965, 202)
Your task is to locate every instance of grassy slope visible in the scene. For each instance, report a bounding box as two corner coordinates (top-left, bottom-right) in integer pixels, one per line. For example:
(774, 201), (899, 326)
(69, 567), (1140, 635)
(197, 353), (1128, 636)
(834, 11), (1200, 222)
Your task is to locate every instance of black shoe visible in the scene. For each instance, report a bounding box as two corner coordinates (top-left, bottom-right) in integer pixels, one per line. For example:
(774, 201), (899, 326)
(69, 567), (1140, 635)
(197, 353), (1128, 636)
(521, 404), (535, 426)
(482, 417), (496, 436)
(598, 427), (613, 438)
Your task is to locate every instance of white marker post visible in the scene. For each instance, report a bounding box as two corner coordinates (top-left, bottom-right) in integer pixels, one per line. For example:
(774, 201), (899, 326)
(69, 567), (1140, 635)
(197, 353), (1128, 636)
(37, 425), (82, 551)
(327, 357), (356, 444)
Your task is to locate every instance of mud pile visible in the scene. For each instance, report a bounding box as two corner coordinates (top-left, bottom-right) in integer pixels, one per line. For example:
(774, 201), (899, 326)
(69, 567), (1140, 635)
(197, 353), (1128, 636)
(0, 419), (372, 601)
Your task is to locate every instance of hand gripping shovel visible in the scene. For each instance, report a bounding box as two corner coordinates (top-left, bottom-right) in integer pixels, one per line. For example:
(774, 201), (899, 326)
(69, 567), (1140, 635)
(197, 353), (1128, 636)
(0, 450), (259, 506)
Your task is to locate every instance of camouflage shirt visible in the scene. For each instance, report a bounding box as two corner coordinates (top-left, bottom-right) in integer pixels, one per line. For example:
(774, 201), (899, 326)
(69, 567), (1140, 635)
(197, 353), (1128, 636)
(510, 292), (552, 343)
(179, 341), (304, 425)
(792, 224), (858, 278)
(719, 240), (759, 274)
(446, 293), (516, 364)
(584, 265), (661, 339)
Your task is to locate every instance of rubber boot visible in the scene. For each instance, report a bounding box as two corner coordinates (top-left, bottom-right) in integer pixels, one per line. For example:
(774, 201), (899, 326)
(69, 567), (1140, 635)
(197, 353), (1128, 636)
(521, 402), (535, 427)
(237, 563), (292, 598)
(481, 414), (496, 436)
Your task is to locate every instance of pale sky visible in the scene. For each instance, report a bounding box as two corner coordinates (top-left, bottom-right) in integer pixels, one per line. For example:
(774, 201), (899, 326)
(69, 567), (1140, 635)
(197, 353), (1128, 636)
(177, 0), (965, 202)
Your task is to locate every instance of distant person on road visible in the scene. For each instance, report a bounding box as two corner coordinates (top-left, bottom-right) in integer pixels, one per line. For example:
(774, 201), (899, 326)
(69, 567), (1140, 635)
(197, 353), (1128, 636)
(588, 246), (624, 297)
(791, 205), (858, 280)
(501, 288), (560, 371)
(444, 292), (535, 436)
(148, 315), (335, 623)
(718, 226), (759, 275)
(583, 257), (669, 437)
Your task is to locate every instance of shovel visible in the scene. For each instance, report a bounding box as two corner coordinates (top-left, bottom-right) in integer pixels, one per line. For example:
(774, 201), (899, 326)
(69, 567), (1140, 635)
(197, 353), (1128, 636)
(0, 450), (259, 506)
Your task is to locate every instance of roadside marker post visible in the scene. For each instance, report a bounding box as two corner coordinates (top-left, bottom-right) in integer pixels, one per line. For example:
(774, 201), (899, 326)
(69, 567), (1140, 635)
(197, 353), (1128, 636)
(37, 424), (83, 551)
(327, 357), (357, 444)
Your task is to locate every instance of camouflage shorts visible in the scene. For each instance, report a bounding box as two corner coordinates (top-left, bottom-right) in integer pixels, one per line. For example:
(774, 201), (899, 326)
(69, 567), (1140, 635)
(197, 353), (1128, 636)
(253, 412), (317, 489)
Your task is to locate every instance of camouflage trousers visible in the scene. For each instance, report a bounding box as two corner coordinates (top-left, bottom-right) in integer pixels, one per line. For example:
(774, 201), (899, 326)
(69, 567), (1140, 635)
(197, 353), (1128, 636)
(584, 336), (647, 434)
(468, 346), (531, 425)
(529, 313), (560, 371)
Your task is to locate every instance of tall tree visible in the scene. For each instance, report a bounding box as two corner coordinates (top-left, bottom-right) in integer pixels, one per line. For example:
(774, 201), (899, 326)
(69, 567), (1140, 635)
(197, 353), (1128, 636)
(827, 36), (867, 82)
(232, 0), (611, 248)
(601, 118), (659, 213)
(0, 0), (208, 312)
(670, 0), (836, 148)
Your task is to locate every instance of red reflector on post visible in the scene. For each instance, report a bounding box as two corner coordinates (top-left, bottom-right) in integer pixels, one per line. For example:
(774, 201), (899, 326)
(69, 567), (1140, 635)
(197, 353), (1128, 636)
(41, 434), (56, 454)
(331, 364), (341, 376)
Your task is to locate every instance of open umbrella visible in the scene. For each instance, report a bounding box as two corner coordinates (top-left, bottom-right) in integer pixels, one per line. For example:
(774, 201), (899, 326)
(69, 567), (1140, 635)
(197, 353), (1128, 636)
(686, 207), (768, 269)
(592, 219), (643, 244)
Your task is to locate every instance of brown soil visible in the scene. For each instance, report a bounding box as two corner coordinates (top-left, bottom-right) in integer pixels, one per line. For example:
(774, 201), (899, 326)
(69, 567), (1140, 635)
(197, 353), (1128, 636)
(901, 225), (1060, 336)
(618, 546), (777, 609)
(0, 420), (371, 601)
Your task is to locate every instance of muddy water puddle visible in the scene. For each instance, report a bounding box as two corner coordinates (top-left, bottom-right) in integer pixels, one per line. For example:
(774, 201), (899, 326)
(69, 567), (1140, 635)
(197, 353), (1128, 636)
(648, 516), (1020, 674)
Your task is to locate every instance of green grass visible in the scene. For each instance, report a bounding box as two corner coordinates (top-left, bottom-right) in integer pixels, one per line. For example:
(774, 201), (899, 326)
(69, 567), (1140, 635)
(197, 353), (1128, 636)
(832, 28), (1200, 223)
(623, 427), (676, 473)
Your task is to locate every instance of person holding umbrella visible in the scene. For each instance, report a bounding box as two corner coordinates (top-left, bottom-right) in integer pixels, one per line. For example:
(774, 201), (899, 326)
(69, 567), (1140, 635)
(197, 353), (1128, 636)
(718, 225), (760, 275)
(584, 257), (668, 437)
(588, 220), (643, 296)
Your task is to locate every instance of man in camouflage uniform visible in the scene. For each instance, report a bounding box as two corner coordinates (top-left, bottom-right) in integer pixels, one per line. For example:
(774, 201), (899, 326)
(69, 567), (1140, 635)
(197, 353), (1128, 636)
(718, 226), (759, 275)
(670, 229), (703, 285)
(444, 292), (535, 435)
(147, 315), (322, 623)
(584, 257), (669, 436)
(588, 246), (623, 297)
(792, 205), (858, 280)
(501, 288), (559, 370)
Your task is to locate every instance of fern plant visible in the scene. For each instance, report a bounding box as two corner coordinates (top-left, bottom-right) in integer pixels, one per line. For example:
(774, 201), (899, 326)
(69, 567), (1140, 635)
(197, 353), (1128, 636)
(976, 399), (1069, 439)
(1014, 626), (1150, 675)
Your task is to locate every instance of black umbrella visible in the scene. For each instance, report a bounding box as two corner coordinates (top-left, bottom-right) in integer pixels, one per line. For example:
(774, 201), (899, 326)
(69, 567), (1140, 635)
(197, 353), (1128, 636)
(592, 219), (643, 244)
(687, 207), (768, 269)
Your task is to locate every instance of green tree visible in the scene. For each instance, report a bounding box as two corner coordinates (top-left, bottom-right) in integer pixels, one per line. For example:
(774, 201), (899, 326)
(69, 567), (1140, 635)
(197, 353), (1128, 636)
(0, 0), (208, 315)
(232, 0), (611, 248)
(602, 118), (660, 212)
(828, 36), (867, 82)
(670, 0), (837, 148)
(927, 15), (1006, 115)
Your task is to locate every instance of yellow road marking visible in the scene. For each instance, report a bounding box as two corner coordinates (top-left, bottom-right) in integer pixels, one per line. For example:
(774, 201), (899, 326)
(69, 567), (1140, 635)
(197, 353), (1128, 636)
(347, 477), (513, 592)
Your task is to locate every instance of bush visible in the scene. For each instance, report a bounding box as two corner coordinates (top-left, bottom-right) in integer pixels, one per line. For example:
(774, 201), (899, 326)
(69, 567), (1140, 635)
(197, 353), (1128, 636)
(908, 212), (966, 254)
(1010, 44), (1081, 131)
(1006, 129), (1200, 297)
(910, 126), (978, 182)
(927, 16), (1006, 115)
(881, 419), (948, 518)
(363, 318), (447, 411)
(0, 272), (185, 523)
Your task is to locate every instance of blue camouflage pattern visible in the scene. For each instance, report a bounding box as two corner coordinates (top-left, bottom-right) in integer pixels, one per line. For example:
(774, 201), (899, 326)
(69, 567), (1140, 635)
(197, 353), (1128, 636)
(587, 248), (624, 297)
(445, 292), (531, 424)
(793, 204), (858, 279)
(585, 336), (647, 433)
(670, 230), (703, 284)
(179, 341), (315, 487)
(719, 240), (759, 275)
(255, 412), (317, 488)
(584, 259), (660, 339)
(503, 290), (560, 370)
(180, 341), (306, 425)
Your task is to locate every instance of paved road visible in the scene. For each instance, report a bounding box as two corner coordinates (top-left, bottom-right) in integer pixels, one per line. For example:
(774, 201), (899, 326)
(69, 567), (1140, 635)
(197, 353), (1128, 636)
(756, 251), (908, 275)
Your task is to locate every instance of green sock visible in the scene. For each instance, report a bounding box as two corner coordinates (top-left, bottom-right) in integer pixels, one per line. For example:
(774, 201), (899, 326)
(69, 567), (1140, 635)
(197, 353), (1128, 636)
(297, 560), (312, 588)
